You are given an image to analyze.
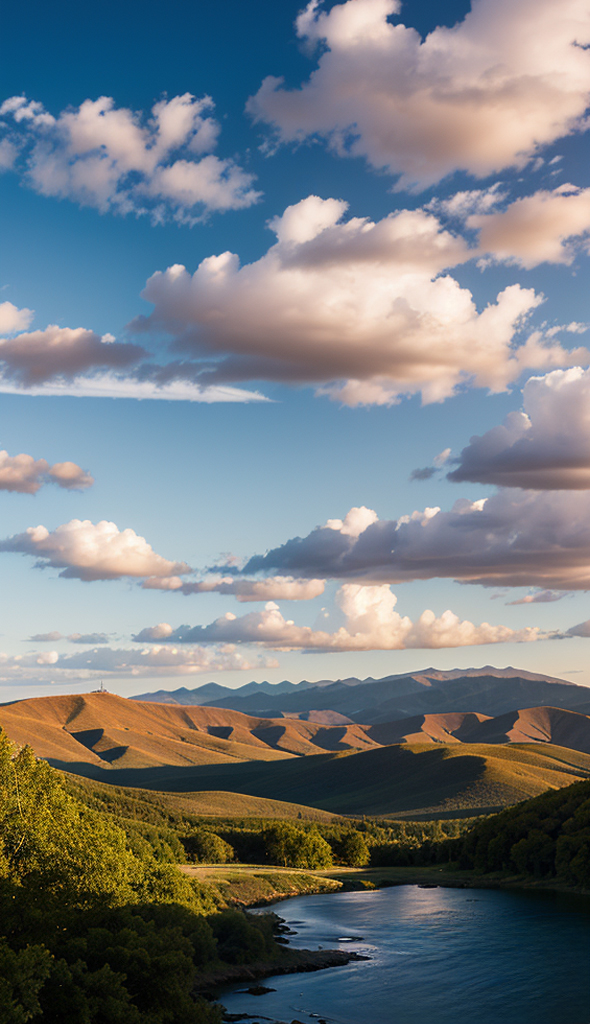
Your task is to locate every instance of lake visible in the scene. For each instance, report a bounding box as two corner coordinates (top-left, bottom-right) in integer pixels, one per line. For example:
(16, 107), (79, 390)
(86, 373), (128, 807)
(219, 885), (590, 1024)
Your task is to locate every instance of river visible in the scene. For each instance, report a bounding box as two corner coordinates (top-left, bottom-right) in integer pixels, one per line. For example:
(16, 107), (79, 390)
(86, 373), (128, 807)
(219, 885), (590, 1024)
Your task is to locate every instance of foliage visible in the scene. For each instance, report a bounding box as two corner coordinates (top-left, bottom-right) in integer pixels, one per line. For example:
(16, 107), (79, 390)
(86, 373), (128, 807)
(439, 779), (590, 886)
(336, 829), (371, 866)
(0, 939), (52, 1024)
(263, 823), (333, 869)
(0, 731), (291, 1022)
(182, 830), (235, 864)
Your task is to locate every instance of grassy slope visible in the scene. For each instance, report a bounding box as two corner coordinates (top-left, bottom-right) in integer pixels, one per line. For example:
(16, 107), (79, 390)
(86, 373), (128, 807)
(3, 693), (590, 817)
(3, 694), (590, 775)
(62, 741), (590, 817)
(68, 773), (341, 822)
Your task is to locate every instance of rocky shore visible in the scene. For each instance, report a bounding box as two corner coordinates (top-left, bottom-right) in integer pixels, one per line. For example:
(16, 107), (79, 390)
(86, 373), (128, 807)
(197, 945), (369, 993)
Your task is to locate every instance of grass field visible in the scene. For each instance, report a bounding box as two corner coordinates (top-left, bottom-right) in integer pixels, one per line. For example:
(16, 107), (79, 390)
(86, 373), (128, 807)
(64, 739), (590, 817)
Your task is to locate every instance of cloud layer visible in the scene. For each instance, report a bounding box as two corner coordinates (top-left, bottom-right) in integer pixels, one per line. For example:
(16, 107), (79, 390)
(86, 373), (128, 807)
(248, 0), (590, 189)
(134, 583), (543, 652)
(137, 195), (587, 406)
(141, 574), (326, 601)
(0, 644), (275, 683)
(243, 492), (590, 590)
(448, 367), (590, 489)
(0, 450), (93, 494)
(0, 519), (190, 581)
(0, 307), (268, 403)
(27, 632), (110, 644)
(0, 93), (260, 222)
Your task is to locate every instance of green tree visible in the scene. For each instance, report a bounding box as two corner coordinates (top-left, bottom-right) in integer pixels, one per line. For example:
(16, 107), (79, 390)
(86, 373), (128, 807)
(183, 830), (234, 864)
(0, 939), (52, 1024)
(338, 830), (370, 867)
(264, 823), (332, 869)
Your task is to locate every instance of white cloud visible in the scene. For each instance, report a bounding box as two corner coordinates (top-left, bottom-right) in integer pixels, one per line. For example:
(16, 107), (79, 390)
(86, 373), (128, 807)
(0, 644), (276, 682)
(0, 320), (268, 402)
(136, 584), (543, 652)
(0, 518), (191, 581)
(67, 633), (110, 644)
(410, 447), (451, 482)
(248, 0), (590, 189)
(0, 325), (144, 386)
(1, 93), (260, 222)
(132, 622), (174, 641)
(243, 491), (590, 590)
(429, 184), (507, 219)
(433, 448), (451, 468)
(0, 369), (268, 403)
(448, 367), (590, 489)
(0, 301), (34, 334)
(468, 185), (590, 267)
(141, 574), (325, 601)
(136, 196), (586, 406)
(0, 451), (93, 494)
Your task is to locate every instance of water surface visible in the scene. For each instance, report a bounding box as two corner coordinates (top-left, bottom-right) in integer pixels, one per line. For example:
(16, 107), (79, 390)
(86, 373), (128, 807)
(220, 885), (590, 1024)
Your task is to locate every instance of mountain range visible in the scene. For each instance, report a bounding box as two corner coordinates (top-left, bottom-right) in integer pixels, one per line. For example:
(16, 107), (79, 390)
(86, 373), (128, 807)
(2, 674), (590, 817)
(131, 667), (590, 723)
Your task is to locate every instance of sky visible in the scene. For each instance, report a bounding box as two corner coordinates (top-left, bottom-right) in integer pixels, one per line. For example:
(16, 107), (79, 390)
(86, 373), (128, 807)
(2, 0), (590, 701)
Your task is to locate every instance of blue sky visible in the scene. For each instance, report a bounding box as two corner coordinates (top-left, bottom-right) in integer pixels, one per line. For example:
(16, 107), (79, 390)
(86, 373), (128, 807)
(2, 0), (590, 700)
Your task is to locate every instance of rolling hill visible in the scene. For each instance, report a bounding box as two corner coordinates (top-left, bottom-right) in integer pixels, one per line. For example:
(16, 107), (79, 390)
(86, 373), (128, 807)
(57, 741), (590, 819)
(2, 691), (590, 817)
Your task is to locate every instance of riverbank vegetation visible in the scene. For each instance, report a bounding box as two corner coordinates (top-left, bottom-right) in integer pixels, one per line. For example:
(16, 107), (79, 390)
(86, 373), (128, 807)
(3, 729), (589, 1021)
(0, 733), (336, 1023)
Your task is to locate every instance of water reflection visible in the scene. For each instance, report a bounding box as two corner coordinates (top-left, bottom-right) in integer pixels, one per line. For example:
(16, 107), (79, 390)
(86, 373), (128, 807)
(220, 885), (590, 1024)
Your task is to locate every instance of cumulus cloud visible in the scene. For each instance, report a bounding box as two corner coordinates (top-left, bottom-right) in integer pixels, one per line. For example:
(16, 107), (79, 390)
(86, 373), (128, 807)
(134, 584), (543, 652)
(242, 492), (590, 590)
(0, 644), (276, 682)
(468, 185), (590, 268)
(0, 450), (93, 494)
(0, 93), (260, 222)
(0, 325), (144, 386)
(247, 0), (590, 190)
(141, 575), (325, 601)
(0, 518), (191, 581)
(135, 195), (586, 406)
(448, 367), (590, 489)
(0, 321), (267, 402)
(27, 631), (63, 643)
(0, 301), (34, 334)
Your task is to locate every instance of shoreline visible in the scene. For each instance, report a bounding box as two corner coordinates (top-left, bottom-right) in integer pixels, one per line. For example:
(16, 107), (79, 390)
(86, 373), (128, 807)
(194, 868), (590, 1021)
(197, 946), (369, 994)
(319, 865), (590, 898)
(181, 862), (590, 905)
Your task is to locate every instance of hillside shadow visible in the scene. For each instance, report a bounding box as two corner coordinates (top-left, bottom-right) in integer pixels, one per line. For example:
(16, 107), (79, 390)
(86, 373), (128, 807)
(47, 744), (491, 816)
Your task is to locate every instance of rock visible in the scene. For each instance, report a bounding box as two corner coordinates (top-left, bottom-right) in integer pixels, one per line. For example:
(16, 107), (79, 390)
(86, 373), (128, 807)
(245, 985), (276, 995)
